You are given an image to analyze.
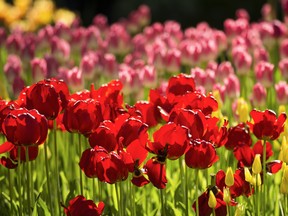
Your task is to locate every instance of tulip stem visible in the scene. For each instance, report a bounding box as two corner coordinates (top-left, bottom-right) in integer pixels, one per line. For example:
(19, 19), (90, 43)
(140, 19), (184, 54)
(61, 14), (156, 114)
(26, 147), (31, 216)
(115, 183), (121, 216)
(195, 169), (199, 216)
(44, 142), (53, 212)
(18, 147), (22, 216)
(160, 189), (166, 216)
(262, 140), (267, 215)
(8, 167), (13, 214)
(53, 121), (61, 214)
(185, 163), (189, 216)
(78, 134), (83, 195)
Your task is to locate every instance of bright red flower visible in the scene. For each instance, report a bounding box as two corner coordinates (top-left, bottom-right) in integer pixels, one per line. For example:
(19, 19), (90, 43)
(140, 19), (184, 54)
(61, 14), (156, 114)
(79, 146), (108, 178)
(173, 91), (218, 116)
(90, 80), (124, 121)
(225, 123), (252, 150)
(0, 100), (20, 134)
(63, 98), (103, 136)
(24, 78), (69, 120)
(96, 151), (129, 184)
(216, 169), (252, 198)
(166, 73), (195, 97)
(144, 158), (167, 189)
(248, 109), (286, 140)
(2, 108), (48, 146)
(147, 122), (189, 160)
(134, 101), (158, 127)
(64, 195), (105, 216)
(192, 186), (237, 216)
(185, 139), (219, 169)
(233, 140), (273, 167)
(169, 108), (206, 140)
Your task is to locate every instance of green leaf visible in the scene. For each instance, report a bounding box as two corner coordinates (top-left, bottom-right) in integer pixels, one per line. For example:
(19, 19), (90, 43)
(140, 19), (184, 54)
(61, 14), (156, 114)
(38, 197), (51, 216)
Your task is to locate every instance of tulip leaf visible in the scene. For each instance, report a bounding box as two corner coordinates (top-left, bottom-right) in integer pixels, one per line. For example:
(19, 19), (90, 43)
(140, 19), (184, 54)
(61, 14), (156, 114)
(167, 201), (182, 216)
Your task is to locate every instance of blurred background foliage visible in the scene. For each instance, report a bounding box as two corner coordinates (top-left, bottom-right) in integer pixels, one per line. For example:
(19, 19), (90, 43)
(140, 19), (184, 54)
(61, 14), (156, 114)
(56, 0), (272, 29)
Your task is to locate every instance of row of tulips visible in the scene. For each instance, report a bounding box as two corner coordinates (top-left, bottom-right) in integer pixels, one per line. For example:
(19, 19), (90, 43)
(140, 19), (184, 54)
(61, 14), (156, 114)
(0, 74), (287, 215)
(0, 2), (288, 216)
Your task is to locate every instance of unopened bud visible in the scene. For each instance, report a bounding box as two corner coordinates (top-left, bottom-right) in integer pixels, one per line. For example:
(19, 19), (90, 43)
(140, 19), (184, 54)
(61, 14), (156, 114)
(244, 167), (253, 184)
(256, 173), (262, 186)
(208, 190), (217, 209)
(225, 167), (234, 187)
(252, 154), (262, 174)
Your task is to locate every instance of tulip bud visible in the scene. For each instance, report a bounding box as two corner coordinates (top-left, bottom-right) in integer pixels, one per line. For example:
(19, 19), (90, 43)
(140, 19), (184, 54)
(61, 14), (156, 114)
(236, 98), (249, 123)
(208, 190), (217, 209)
(252, 154), (262, 174)
(223, 187), (231, 204)
(225, 167), (234, 187)
(244, 167), (253, 184)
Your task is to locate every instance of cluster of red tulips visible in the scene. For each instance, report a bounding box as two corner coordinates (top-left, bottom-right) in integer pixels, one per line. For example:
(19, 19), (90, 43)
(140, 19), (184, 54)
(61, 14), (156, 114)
(1, 2), (288, 216)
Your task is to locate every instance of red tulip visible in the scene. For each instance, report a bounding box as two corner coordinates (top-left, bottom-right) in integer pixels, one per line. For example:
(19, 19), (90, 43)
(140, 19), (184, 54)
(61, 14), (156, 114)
(144, 158), (167, 189)
(225, 123), (252, 150)
(166, 73), (195, 97)
(79, 146), (108, 178)
(90, 80), (124, 121)
(192, 186), (237, 216)
(63, 98), (103, 136)
(2, 108), (48, 146)
(233, 140), (273, 167)
(147, 122), (189, 160)
(216, 169), (252, 198)
(169, 108), (206, 140)
(185, 139), (219, 169)
(24, 78), (69, 120)
(248, 109), (286, 140)
(64, 195), (105, 216)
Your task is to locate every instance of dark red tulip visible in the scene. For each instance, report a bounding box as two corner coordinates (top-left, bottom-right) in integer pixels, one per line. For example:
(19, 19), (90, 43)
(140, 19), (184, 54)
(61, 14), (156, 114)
(166, 73), (195, 96)
(192, 186), (237, 216)
(79, 146), (108, 178)
(266, 160), (283, 174)
(90, 80), (124, 121)
(248, 109), (286, 140)
(144, 158), (167, 189)
(216, 169), (252, 198)
(147, 122), (189, 160)
(2, 108), (48, 146)
(64, 195), (105, 216)
(63, 98), (103, 136)
(173, 91), (218, 116)
(134, 101), (158, 127)
(96, 151), (129, 184)
(169, 108), (206, 140)
(24, 78), (69, 120)
(185, 139), (219, 169)
(225, 123), (252, 150)
(233, 140), (273, 167)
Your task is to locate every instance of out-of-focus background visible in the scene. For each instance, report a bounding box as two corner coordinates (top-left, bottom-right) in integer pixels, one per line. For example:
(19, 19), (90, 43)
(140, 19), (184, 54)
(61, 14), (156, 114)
(56, 0), (273, 29)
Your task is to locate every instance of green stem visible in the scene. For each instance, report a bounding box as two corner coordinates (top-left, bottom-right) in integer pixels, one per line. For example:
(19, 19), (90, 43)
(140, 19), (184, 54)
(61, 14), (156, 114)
(115, 183), (121, 216)
(160, 189), (166, 216)
(195, 169), (199, 216)
(53, 122), (61, 215)
(132, 184), (136, 216)
(185, 164), (189, 216)
(78, 134), (84, 195)
(18, 148), (22, 216)
(44, 141), (53, 212)
(98, 180), (102, 201)
(120, 181), (124, 216)
(25, 147), (31, 216)
(262, 140), (267, 215)
(8, 168), (13, 214)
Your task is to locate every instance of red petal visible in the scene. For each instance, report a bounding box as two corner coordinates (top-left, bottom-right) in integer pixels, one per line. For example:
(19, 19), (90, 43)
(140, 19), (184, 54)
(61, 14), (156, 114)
(0, 141), (14, 154)
(0, 156), (18, 169)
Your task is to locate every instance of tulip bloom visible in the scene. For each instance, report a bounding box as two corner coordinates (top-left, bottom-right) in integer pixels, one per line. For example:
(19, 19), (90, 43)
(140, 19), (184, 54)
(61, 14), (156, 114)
(64, 195), (105, 216)
(2, 108), (48, 146)
(248, 109), (286, 140)
(185, 139), (219, 169)
(63, 98), (103, 136)
(24, 78), (69, 120)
